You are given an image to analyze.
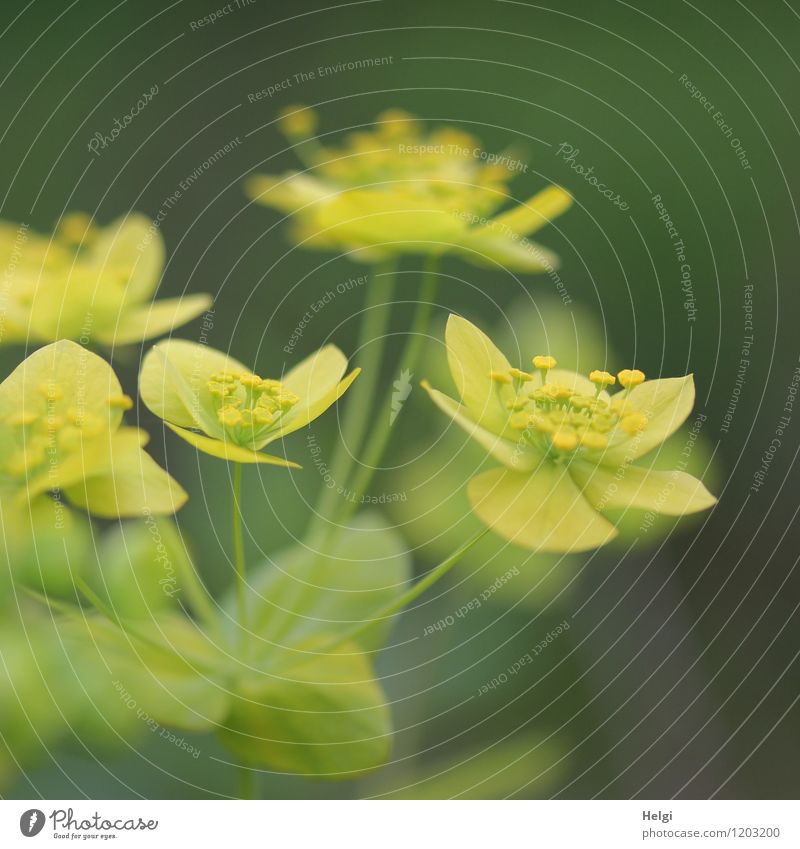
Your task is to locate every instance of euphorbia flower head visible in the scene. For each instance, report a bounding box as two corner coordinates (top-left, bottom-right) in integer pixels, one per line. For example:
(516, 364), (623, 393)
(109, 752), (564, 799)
(245, 106), (572, 271)
(0, 340), (186, 517)
(139, 340), (359, 465)
(423, 315), (716, 552)
(0, 212), (211, 347)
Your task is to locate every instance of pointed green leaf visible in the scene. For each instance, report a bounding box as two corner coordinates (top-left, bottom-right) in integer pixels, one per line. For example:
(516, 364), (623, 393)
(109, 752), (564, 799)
(468, 465), (618, 552)
(445, 314), (512, 434)
(569, 459), (716, 516)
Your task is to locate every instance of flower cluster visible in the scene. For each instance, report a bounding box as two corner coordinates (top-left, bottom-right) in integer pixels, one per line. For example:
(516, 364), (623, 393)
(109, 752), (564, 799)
(245, 106), (572, 270)
(139, 339), (359, 465)
(0, 340), (185, 518)
(423, 315), (716, 552)
(0, 212), (211, 347)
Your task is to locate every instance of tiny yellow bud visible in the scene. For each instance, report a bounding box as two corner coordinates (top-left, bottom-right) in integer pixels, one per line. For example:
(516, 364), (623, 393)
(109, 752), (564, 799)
(618, 369), (646, 389)
(108, 394), (133, 411)
(38, 383), (63, 401)
(509, 367), (534, 382)
(9, 410), (38, 426)
(259, 378), (283, 394)
(58, 212), (93, 244)
(238, 374), (262, 389)
(589, 370), (616, 388)
(253, 408), (275, 426)
(580, 431), (608, 450)
(218, 406), (243, 427)
(505, 396), (528, 412)
(509, 411), (531, 429)
(551, 429), (579, 451)
(277, 105), (318, 139)
(490, 370), (512, 385)
(532, 355), (557, 370)
(620, 412), (648, 434)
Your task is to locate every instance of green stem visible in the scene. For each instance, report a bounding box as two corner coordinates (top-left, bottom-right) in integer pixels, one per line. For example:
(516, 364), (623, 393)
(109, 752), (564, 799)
(236, 764), (256, 799)
(232, 462), (247, 646)
(318, 526), (490, 654)
(338, 255), (439, 525)
(309, 260), (397, 537)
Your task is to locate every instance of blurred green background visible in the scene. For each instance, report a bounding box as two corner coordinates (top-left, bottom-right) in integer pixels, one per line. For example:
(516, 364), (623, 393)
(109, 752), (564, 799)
(2, 0), (799, 799)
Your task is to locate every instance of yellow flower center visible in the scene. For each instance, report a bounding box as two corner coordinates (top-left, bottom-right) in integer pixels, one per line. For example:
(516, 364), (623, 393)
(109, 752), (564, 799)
(495, 364), (649, 459)
(206, 371), (299, 445)
(3, 387), (130, 481)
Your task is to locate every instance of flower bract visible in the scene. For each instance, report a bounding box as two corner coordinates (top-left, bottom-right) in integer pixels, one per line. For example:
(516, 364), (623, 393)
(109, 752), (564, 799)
(423, 315), (716, 552)
(245, 106), (572, 271)
(139, 339), (359, 465)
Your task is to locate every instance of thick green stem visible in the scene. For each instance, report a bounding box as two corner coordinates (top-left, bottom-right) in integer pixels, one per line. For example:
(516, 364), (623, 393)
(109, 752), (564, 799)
(319, 526), (490, 654)
(232, 462), (247, 645)
(309, 260), (397, 536)
(339, 255), (439, 525)
(236, 764), (256, 799)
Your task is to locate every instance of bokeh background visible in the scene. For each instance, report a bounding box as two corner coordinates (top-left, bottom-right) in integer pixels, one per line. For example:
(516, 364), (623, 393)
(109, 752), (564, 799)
(2, 0), (800, 799)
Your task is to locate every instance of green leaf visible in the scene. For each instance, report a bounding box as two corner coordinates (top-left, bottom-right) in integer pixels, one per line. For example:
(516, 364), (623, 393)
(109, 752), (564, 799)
(0, 497), (92, 596)
(166, 423), (301, 467)
(569, 458), (716, 516)
(219, 640), (392, 777)
(63, 441), (188, 517)
(94, 294), (213, 345)
(91, 518), (188, 619)
(61, 614), (230, 732)
(234, 513), (412, 654)
(490, 186), (573, 237)
(423, 381), (541, 471)
(139, 339), (248, 432)
(85, 213), (165, 303)
(468, 464), (618, 553)
(602, 375), (696, 465)
(444, 314), (512, 434)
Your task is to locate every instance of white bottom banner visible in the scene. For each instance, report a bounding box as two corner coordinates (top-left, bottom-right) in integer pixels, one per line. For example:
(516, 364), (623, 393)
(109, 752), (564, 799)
(2, 799), (796, 847)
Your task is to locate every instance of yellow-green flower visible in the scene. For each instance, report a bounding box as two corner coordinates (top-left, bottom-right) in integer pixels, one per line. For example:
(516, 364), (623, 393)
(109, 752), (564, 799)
(0, 340), (186, 517)
(0, 212), (211, 346)
(423, 315), (716, 552)
(245, 106), (572, 271)
(139, 340), (359, 465)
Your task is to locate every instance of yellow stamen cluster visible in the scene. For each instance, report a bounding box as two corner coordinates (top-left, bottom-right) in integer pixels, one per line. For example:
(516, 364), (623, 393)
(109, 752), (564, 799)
(293, 106), (522, 215)
(4, 386), (130, 479)
(207, 371), (299, 445)
(277, 105), (318, 139)
(618, 368), (645, 389)
(490, 364), (649, 458)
